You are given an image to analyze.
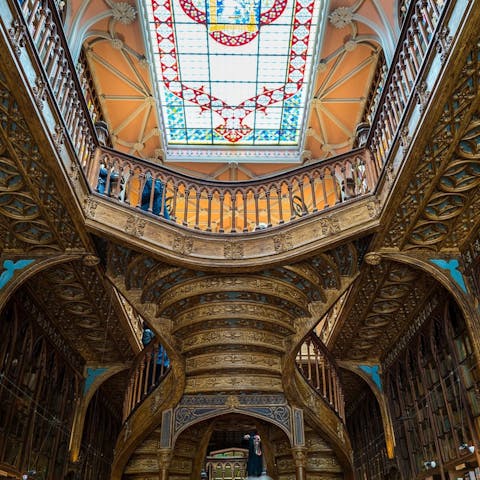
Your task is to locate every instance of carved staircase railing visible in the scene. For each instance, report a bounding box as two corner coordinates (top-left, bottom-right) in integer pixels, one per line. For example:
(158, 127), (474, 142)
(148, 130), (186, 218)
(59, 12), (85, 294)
(12, 0), (451, 233)
(296, 332), (345, 420)
(122, 339), (170, 421)
(18, 0), (96, 169)
(368, 0), (447, 167)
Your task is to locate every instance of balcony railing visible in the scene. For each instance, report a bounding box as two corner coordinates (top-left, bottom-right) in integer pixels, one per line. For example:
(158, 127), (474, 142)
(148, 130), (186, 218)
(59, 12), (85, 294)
(91, 146), (372, 233)
(18, 0), (96, 169)
(13, 0), (450, 234)
(296, 332), (345, 420)
(122, 339), (170, 421)
(368, 0), (446, 168)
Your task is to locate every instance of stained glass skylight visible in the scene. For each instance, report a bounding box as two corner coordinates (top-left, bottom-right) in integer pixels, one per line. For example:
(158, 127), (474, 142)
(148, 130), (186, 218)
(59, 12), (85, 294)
(141, 0), (327, 161)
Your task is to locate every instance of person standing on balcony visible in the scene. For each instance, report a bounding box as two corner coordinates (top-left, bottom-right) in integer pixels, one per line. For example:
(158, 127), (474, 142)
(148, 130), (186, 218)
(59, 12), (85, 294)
(243, 431), (263, 477)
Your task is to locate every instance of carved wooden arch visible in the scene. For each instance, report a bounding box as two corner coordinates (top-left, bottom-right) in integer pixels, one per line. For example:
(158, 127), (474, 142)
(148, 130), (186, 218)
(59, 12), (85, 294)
(69, 364), (129, 462)
(338, 362), (396, 459)
(0, 253), (88, 313)
(169, 394), (299, 448)
(168, 407), (297, 480)
(368, 251), (480, 365)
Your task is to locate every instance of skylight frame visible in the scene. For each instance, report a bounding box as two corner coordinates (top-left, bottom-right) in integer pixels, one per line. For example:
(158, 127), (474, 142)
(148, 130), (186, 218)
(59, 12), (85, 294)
(138, 0), (328, 162)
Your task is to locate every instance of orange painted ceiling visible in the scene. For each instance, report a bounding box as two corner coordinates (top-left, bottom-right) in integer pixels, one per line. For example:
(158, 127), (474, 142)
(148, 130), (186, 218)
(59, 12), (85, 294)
(67, 0), (398, 179)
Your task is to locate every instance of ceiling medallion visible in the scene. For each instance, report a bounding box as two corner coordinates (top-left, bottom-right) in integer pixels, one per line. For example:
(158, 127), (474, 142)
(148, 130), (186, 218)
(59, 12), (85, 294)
(328, 6), (353, 29)
(111, 2), (137, 24)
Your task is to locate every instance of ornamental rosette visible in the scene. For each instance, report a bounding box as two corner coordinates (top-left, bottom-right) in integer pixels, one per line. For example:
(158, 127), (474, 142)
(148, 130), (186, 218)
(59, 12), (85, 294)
(111, 2), (137, 24)
(329, 6), (354, 29)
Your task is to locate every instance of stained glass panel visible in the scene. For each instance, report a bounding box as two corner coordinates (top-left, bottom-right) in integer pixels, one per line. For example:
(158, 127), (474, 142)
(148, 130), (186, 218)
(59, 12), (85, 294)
(142, 0), (326, 159)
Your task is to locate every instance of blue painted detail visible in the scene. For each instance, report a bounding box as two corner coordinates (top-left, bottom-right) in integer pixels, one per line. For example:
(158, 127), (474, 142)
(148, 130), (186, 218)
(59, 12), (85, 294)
(0, 259), (35, 290)
(84, 367), (108, 395)
(430, 258), (467, 293)
(359, 365), (382, 391)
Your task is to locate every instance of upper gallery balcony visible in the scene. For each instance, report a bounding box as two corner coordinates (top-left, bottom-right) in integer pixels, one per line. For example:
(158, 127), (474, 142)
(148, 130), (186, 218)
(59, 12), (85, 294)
(2, 0), (468, 251)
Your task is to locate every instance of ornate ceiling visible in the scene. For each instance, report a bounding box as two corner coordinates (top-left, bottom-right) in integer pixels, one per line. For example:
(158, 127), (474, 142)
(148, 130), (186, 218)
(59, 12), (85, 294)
(2, 0), (480, 421)
(71, 0), (394, 177)
(0, 67), (136, 371)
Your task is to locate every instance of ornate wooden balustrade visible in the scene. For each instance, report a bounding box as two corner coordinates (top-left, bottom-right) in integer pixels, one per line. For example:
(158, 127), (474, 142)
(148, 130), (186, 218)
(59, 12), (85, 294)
(296, 332), (345, 420)
(368, 0), (447, 168)
(18, 0), (96, 169)
(13, 0), (451, 234)
(122, 339), (170, 421)
(90, 147), (372, 233)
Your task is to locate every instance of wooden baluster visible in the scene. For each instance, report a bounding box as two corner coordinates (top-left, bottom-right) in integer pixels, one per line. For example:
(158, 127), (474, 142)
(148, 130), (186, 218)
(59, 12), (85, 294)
(182, 187), (190, 226)
(321, 358), (327, 398)
(207, 192), (213, 232)
(37, 20), (52, 55)
(51, 58), (64, 92)
(254, 192), (260, 228)
(152, 346), (159, 389)
(132, 368), (139, 409)
(242, 191), (248, 232)
(231, 191), (236, 233)
(306, 339), (312, 381)
(425, 0), (439, 23)
(329, 365), (335, 406)
(315, 346), (321, 390)
(219, 193), (225, 233)
(319, 172), (329, 207)
(194, 190), (201, 229)
(159, 176), (168, 219)
(402, 50), (416, 88)
(25, 0), (41, 24)
(144, 351), (152, 395)
(408, 33), (421, 71)
(171, 183), (178, 221)
(277, 186), (284, 224)
(298, 180), (307, 215)
(415, 15), (429, 52)
(386, 105), (397, 136)
(393, 72), (406, 108)
(309, 174), (318, 213)
(333, 373), (339, 413)
(266, 190), (272, 227)
(288, 184), (295, 220)
(335, 167), (344, 204)
(32, 9), (47, 42)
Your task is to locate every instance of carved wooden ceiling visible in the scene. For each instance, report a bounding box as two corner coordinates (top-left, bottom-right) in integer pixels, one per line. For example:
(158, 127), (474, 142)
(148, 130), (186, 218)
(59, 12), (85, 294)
(1, 0), (480, 419)
(70, 0), (394, 177)
(331, 260), (439, 362)
(0, 68), (136, 369)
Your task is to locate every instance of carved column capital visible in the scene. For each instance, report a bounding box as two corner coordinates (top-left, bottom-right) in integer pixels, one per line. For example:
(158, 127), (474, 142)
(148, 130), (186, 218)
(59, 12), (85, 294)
(291, 446), (308, 468)
(158, 448), (172, 480)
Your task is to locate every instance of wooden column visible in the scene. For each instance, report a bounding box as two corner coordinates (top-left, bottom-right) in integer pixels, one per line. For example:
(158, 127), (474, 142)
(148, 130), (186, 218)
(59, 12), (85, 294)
(158, 448), (172, 480)
(292, 446), (307, 480)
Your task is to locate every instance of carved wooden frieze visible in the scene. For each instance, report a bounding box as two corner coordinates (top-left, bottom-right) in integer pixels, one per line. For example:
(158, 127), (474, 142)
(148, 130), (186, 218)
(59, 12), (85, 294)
(186, 352), (282, 372)
(173, 302), (295, 334)
(381, 40), (480, 251)
(181, 328), (285, 352)
(0, 73), (83, 252)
